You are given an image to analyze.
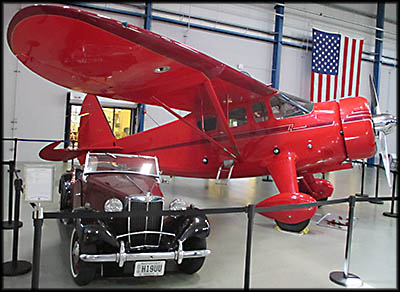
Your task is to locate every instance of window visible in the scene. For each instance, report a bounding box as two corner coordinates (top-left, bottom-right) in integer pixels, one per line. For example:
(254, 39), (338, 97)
(197, 116), (217, 132)
(103, 107), (132, 139)
(68, 105), (133, 146)
(252, 102), (268, 122)
(270, 92), (313, 119)
(229, 107), (247, 127)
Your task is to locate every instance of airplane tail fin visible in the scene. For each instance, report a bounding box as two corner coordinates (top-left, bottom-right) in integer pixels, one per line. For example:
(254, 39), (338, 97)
(39, 94), (123, 162)
(78, 94), (119, 150)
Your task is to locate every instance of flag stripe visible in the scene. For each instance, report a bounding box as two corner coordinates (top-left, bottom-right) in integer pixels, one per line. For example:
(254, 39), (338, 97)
(318, 74), (323, 102)
(326, 74), (331, 101)
(310, 72), (315, 102)
(333, 75), (338, 99)
(314, 73), (319, 103)
(355, 40), (364, 96)
(341, 37), (349, 97)
(348, 39), (357, 97)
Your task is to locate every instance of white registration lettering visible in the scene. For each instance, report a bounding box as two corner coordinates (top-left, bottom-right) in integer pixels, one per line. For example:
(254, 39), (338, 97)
(134, 261), (165, 277)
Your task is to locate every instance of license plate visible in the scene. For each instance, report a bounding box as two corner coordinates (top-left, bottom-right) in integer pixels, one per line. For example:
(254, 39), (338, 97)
(134, 261), (165, 277)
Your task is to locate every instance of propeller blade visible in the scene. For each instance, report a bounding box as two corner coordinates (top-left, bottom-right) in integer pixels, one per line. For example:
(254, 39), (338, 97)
(369, 74), (381, 115)
(378, 132), (392, 188)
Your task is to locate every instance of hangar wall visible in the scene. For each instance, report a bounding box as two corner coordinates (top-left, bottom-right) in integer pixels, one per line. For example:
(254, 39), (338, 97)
(2, 2), (397, 163)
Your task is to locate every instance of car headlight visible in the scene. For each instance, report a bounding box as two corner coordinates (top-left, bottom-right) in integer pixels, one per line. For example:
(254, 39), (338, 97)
(169, 198), (188, 211)
(104, 198), (123, 212)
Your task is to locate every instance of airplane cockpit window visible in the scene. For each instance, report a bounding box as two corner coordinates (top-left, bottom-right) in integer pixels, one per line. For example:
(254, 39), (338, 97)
(252, 102), (268, 122)
(197, 116), (217, 132)
(229, 107), (247, 127)
(270, 92), (313, 119)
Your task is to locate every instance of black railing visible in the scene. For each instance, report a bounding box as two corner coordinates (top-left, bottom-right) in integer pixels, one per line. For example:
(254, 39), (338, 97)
(28, 195), (397, 289)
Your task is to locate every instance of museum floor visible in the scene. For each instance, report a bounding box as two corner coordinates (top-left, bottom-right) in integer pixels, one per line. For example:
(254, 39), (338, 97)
(2, 162), (397, 289)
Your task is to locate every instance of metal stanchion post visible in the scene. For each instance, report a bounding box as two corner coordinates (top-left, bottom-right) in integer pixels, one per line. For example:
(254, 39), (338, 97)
(244, 204), (255, 289)
(329, 196), (363, 287)
(3, 138), (22, 229)
(31, 204), (44, 289)
(383, 172), (398, 218)
(369, 160), (384, 204)
(2, 178), (32, 276)
(356, 160), (368, 197)
(7, 161), (14, 223)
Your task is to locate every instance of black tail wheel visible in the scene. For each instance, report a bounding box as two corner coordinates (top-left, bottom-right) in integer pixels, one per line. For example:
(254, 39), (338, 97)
(275, 219), (310, 233)
(70, 228), (97, 286)
(177, 237), (207, 274)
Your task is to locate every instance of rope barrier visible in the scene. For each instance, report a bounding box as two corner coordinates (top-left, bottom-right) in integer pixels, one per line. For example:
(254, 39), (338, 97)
(29, 194), (398, 288)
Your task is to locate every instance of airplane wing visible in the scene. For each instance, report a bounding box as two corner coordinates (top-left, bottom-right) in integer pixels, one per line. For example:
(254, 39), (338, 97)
(7, 4), (278, 160)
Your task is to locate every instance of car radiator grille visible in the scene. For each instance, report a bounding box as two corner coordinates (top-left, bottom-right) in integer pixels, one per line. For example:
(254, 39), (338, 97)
(127, 195), (163, 248)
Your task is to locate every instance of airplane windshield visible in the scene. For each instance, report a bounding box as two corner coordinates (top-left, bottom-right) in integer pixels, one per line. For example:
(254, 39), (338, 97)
(270, 92), (313, 119)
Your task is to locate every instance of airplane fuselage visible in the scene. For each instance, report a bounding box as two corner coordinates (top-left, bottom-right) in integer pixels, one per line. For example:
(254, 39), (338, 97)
(116, 95), (376, 179)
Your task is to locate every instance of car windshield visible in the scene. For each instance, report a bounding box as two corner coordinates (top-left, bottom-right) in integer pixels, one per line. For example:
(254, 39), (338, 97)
(84, 153), (160, 177)
(270, 92), (314, 119)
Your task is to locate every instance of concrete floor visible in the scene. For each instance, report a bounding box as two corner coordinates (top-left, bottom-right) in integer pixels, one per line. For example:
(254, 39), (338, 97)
(2, 161), (397, 289)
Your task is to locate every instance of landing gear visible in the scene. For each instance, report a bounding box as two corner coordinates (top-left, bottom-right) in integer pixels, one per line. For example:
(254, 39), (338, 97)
(275, 219), (310, 233)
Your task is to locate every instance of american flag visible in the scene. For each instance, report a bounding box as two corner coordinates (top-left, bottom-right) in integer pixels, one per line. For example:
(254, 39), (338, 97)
(310, 28), (364, 102)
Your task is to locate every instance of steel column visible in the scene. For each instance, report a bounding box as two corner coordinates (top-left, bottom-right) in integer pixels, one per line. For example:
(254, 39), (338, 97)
(368, 3), (385, 166)
(271, 4), (284, 89)
(138, 2), (152, 133)
(144, 2), (152, 30)
(373, 3), (385, 101)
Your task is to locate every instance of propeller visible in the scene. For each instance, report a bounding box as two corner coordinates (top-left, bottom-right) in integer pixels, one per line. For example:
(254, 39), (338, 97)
(369, 75), (397, 187)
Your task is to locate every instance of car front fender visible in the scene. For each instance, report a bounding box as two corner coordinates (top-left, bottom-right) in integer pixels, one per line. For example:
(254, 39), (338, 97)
(73, 213), (120, 249)
(178, 215), (210, 243)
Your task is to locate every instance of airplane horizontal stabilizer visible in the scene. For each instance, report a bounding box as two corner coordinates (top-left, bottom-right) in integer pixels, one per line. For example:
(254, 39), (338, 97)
(39, 141), (124, 161)
(39, 141), (86, 161)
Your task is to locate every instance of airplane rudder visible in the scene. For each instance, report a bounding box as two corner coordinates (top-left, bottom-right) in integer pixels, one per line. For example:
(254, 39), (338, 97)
(78, 94), (117, 148)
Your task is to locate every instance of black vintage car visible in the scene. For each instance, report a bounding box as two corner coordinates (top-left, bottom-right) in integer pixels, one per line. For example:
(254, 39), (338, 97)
(58, 152), (211, 285)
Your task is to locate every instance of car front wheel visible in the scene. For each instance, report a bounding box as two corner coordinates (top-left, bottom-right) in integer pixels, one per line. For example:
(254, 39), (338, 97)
(70, 228), (97, 286)
(177, 237), (207, 274)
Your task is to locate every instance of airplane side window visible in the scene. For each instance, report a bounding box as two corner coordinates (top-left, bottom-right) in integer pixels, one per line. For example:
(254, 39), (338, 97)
(197, 116), (217, 132)
(252, 102), (268, 122)
(270, 92), (313, 119)
(229, 107), (247, 127)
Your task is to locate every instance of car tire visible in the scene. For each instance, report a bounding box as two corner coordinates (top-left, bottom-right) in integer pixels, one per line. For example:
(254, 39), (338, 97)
(177, 237), (207, 274)
(59, 174), (73, 224)
(70, 228), (97, 286)
(60, 184), (72, 224)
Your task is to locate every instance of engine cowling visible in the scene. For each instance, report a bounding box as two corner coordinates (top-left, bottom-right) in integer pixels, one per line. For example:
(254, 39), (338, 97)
(338, 97), (376, 160)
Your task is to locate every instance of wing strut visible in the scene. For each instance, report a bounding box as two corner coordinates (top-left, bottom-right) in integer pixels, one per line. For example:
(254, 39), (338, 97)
(150, 96), (240, 161)
(202, 79), (241, 160)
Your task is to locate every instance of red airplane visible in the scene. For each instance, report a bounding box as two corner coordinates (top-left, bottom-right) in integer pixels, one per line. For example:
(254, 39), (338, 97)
(7, 4), (397, 232)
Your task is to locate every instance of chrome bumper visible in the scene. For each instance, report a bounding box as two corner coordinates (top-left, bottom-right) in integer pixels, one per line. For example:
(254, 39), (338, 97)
(80, 240), (211, 268)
